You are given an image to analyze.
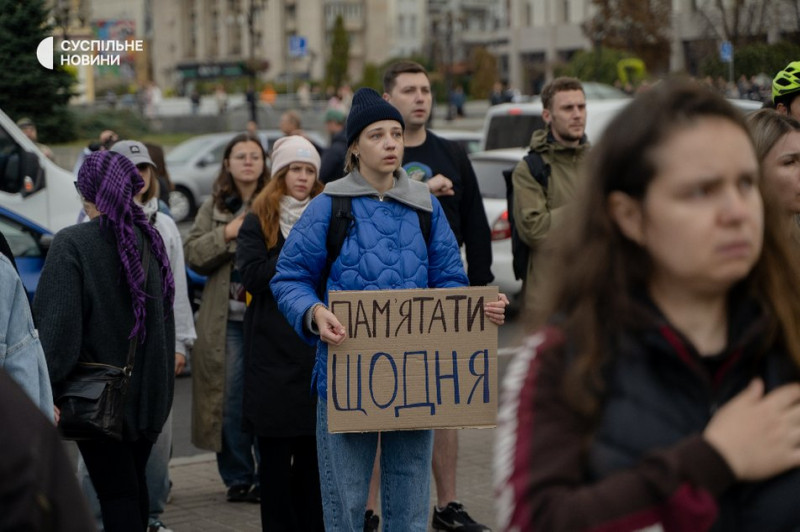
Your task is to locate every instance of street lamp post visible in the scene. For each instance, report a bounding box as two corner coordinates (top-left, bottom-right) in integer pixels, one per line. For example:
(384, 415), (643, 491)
(245, 0), (265, 124)
(445, 11), (454, 122)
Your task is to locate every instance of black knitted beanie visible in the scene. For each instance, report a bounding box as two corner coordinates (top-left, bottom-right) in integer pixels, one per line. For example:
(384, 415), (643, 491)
(346, 88), (405, 146)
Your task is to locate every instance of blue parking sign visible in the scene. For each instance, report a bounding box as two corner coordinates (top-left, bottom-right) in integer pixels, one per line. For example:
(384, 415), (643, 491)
(720, 41), (733, 63)
(289, 36), (307, 58)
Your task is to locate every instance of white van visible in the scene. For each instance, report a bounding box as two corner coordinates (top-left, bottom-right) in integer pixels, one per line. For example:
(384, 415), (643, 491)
(480, 98), (631, 152)
(0, 108), (82, 232)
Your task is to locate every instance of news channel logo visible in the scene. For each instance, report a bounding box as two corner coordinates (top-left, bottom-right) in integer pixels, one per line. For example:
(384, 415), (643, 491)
(37, 36), (144, 70)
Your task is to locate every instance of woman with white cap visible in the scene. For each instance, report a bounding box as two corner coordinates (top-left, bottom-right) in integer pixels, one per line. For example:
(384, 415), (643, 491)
(236, 135), (325, 531)
(112, 139), (196, 532)
(270, 89), (508, 531)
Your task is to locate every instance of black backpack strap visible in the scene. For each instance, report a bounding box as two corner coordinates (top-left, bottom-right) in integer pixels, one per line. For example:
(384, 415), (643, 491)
(524, 150), (550, 190)
(417, 210), (432, 247)
(319, 195), (354, 298)
(320, 195), (432, 296)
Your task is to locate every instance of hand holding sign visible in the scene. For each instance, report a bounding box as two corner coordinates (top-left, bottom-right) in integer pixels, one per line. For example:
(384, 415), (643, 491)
(315, 304), (347, 346)
(484, 293), (509, 325)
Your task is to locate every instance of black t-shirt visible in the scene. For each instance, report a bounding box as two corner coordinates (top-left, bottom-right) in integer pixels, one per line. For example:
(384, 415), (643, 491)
(402, 131), (493, 286)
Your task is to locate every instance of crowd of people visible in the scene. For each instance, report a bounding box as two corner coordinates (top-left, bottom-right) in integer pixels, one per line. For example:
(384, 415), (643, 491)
(3, 59), (800, 532)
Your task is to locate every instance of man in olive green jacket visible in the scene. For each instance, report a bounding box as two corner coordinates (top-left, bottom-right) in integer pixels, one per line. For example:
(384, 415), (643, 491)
(512, 77), (590, 314)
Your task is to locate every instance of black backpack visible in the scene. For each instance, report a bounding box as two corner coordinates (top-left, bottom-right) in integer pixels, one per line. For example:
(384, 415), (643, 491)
(318, 195), (433, 296)
(502, 150), (550, 281)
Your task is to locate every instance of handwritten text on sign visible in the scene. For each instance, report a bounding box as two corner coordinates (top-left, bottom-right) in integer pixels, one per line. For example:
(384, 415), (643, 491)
(326, 287), (498, 433)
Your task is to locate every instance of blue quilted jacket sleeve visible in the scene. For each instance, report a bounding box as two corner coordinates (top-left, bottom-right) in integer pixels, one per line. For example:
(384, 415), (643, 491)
(271, 194), (332, 345)
(427, 196), (469, 289)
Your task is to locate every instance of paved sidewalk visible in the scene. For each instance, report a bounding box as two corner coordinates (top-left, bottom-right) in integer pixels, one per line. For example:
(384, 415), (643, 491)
(161, 427), (497, 531)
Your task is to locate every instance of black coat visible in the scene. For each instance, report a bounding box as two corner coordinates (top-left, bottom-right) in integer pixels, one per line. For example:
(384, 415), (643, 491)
(34, 221), (175, 442)
(237, 213), (317, 437)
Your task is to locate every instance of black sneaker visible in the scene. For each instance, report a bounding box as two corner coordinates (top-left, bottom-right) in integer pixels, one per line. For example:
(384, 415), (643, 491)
(147, 521), (173, 532)
(363, 509), (380, 532)
(246, 484), (261, 504)
(432, 501), (491, 531)
(226, 484), (251, 503)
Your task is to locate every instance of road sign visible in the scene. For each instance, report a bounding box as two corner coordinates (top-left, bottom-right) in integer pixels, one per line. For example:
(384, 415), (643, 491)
(289, 36), (307, 58)
(720, 40), (733, 63)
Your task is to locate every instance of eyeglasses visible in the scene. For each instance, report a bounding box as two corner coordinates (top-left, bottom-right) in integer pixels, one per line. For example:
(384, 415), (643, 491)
(230, 153), (263, 162)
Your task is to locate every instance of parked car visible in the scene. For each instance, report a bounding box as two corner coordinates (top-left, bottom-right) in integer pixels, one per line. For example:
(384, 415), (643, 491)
(466, 148), (528, 301)
(480, 98), (630, 151)
(0, 206), (52, 302)
(166, 129), (328, 223)
(430, 129), (483, 154)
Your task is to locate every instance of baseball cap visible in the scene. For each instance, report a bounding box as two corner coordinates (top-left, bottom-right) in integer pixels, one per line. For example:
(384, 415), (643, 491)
(110, 140), (157, 170)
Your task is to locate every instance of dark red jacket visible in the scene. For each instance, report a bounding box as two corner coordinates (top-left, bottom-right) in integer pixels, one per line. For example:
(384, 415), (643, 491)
(496, 300), (800, 531)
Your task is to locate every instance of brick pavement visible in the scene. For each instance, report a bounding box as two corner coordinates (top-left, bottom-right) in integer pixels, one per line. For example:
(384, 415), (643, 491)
(161, 427), (497, 531)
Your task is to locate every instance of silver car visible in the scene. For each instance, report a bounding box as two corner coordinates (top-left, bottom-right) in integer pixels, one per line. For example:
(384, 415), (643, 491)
(166, 130), (328, 222)
(466, 148), (527, 299)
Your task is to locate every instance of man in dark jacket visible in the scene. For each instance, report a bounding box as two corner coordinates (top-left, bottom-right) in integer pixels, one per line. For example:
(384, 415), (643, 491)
(382, 60), (493, 532)
(319, 108), (348, 184)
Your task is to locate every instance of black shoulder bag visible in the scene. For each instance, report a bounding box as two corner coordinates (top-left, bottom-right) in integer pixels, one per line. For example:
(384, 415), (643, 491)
(55, 244), (151, 441)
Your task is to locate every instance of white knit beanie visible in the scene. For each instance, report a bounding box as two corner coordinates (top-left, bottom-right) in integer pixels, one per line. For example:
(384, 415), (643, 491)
(270, 135), (321, 176)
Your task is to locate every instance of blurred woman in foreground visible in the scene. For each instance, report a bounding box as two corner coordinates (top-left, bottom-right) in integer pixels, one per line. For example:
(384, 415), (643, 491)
(496, 81), (800, 531)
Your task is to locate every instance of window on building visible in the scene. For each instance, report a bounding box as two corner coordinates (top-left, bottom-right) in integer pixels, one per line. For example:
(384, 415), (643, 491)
(563, 0), (570, 23)
(411, 14), (416, 36)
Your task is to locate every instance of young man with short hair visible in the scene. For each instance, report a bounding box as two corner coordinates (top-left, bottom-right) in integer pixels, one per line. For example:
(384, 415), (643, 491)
(512, 77), (590, 314)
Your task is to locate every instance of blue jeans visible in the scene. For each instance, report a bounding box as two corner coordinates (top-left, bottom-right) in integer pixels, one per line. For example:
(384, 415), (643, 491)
(77, 409), (174, 529)
(316, 400), (433, 531)
(217, 320), (259, 487)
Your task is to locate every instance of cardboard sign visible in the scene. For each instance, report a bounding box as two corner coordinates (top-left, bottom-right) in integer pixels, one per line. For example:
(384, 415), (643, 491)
(326, 286), (498, 433)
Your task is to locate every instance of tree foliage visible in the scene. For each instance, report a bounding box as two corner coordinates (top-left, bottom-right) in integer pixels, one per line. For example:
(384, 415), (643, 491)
(360, 63), (382, 92)
(557, 47), (634, 85)
(468, 47), (497, 99)
(325, 15), (350, 90)
(0, 0), (76, 142)
(583, 0), (671, 74)
(694, 0), (798, 47)
(699, 40), (800, 79)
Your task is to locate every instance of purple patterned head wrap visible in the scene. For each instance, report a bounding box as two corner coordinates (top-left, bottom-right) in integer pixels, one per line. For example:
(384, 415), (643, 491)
(77, 151), (175, 340)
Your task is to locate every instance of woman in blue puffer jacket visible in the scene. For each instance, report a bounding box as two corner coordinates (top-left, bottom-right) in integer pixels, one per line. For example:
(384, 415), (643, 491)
(271, 88), (507, 531)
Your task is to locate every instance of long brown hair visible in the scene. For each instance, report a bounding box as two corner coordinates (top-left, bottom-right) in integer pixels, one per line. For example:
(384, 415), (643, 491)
(537, 79), (800, 419)
(250, 165), (324, 249)
(144, 142), (173, 192)
(747, 108), (800, 162)
(212, 133), (270, 213)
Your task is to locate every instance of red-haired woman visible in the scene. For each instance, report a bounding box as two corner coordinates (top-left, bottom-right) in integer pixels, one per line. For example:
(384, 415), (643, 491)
(236, 135), (325, 531)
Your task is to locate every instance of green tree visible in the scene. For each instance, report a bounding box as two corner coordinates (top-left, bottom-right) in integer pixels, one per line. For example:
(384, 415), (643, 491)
(0, 0), (75, 142)
(359, 63), (382, 92)
(558, 47), (633, 85)
(325, 15), (350, 89)
(700, 40), (800, 80)
(584, 0), (671, 74)
(469, 47), (497, 99)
